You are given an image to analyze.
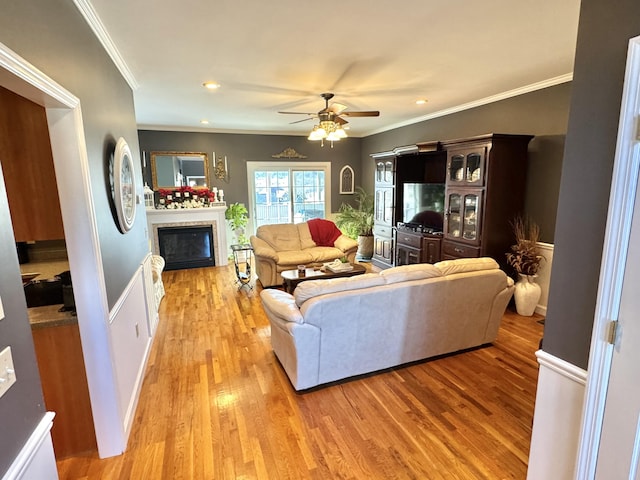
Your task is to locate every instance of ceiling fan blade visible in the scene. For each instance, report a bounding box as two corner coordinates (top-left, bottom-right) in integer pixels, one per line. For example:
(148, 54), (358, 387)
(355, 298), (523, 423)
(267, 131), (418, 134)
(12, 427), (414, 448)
(278, 111), (316, 115)
(289, 117), (315, 124)
(334, 116), (349, 125)
(328, 102), (348, 114)
(341, 111), (380, 117)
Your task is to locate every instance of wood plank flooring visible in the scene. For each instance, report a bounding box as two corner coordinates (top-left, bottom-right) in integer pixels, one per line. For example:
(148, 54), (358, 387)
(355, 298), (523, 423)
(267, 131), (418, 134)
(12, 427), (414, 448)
(56, 264), (544, 479)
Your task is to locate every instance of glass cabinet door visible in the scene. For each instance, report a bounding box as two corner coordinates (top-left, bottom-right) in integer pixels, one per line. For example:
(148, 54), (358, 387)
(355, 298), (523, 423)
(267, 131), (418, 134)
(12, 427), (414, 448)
(462, 193), (479, 241)
(445, 189), (482, 245)
(384, 160), (394, 183)
(376, 161), (384, 183)
(446, 192), (462, 239)
(447, 146), (486, 186)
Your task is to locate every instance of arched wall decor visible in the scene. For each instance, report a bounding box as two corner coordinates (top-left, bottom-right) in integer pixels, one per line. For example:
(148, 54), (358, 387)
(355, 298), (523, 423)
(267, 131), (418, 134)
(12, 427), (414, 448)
(340, 165), (355, 194)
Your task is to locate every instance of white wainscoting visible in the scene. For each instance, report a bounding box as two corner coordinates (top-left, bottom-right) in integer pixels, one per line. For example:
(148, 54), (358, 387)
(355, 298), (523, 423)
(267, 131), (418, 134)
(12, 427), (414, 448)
(2, 412), (57, 480)
(527, 350), (587, 480)
(535, 242), (554, 316)
(108, 265), (153, 441)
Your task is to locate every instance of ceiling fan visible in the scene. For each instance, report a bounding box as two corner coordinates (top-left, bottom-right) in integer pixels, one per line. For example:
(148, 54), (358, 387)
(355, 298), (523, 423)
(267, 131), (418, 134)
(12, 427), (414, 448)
(278, 92), (380, 125)
(279, 93), (379, 145)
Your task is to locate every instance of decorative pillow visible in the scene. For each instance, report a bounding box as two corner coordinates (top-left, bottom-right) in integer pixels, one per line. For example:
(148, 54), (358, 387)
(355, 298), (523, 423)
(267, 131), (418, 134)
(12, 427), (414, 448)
(379, 263), (443, 285)
(294, 273), (386, 307)
(434, 257), (499, 276)
(260, 289), (304, 324)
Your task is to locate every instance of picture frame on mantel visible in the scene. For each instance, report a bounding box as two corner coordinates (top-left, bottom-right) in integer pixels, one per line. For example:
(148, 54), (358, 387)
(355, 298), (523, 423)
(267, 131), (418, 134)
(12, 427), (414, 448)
(339, 165), (355, 194)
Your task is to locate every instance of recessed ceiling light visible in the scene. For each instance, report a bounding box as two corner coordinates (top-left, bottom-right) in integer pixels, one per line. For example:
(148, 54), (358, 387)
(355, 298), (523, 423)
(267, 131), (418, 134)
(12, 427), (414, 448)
(200, 119), (209, 125)
(416, 99), (428, 105)
(203, 82), (221, 90)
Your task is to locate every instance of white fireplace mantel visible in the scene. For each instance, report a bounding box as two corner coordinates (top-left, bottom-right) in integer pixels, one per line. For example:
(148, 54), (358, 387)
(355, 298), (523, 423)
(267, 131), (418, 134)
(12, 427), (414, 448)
(146, 206), (228, 266)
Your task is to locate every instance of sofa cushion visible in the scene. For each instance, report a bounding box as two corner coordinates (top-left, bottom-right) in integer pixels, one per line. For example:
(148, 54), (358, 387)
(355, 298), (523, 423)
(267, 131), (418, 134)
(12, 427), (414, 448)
(294, 273), (386, 307)
(297, 223), (317, 250)
(305, 246), (346, 263)
(260, 289), (304, 324)
(276, 250), (314, 266)
(380, 263), (443, 285)
(256, 224), (301, 251)
(434, 257), (499, 276)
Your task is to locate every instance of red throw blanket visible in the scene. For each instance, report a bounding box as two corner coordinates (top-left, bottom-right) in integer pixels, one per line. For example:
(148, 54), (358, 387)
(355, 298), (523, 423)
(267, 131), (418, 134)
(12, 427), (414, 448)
(307, 218), (342, 247)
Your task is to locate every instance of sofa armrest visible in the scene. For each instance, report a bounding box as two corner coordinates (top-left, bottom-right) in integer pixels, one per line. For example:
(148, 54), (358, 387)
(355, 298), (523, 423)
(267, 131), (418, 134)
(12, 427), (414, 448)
(260, 289), (304, 324)
(250, 235), (279, 262)
(334, 234), (358, 253)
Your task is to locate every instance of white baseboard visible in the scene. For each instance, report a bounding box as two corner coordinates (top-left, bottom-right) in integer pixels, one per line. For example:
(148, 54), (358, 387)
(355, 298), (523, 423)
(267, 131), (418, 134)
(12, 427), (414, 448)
(2, 412), (58, 480)
(527, 350), (587, 480)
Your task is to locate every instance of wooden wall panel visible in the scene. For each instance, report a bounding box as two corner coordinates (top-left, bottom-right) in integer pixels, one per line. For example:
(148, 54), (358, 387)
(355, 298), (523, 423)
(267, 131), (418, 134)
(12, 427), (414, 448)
(0, 86), (64, 241)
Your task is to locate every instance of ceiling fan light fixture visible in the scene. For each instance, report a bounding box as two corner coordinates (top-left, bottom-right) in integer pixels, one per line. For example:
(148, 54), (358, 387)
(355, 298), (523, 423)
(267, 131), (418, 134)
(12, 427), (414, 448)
(335, 126), (347, 138)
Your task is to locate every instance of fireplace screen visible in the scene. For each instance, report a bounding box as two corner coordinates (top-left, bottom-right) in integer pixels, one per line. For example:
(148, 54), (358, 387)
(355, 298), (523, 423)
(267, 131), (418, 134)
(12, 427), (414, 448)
(158, 225), (215, 270)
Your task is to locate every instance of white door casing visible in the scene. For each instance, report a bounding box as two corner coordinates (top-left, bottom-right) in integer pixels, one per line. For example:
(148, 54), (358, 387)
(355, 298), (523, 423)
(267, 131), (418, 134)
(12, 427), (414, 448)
(576, 35), (640, 478)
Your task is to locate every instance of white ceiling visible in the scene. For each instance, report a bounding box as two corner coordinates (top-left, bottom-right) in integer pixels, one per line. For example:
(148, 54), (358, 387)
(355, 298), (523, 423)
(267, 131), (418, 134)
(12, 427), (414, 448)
(86, 0), (581, 138)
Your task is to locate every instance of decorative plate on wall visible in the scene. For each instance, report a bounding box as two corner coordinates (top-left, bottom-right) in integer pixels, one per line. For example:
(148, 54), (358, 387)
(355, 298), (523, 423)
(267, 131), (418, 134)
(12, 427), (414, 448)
(114, 137), (136, 233)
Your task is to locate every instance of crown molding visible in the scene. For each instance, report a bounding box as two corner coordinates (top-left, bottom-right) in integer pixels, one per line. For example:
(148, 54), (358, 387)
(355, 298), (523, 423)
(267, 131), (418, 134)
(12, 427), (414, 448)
(365, 73), (574, 137)
(73, 0), (139, 90)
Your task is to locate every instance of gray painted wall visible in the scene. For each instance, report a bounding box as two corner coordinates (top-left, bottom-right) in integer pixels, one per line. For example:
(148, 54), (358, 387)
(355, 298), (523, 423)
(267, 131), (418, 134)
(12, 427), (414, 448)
(0, 162), (47, 475)
(361, 83), (572, 244)
(138, 130), (363, 214)
(1, 0), (149, 310)
(544, 0), (640, 369)
(0, 0), (147, 473)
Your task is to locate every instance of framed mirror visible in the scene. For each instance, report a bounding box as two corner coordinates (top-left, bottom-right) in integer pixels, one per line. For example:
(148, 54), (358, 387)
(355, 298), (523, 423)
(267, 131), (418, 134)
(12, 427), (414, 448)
(150, 151), (210, 190)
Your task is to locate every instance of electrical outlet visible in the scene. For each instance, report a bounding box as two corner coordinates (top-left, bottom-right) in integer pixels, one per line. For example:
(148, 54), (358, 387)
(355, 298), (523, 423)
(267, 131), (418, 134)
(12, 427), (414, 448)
(0, 346), (17, 398)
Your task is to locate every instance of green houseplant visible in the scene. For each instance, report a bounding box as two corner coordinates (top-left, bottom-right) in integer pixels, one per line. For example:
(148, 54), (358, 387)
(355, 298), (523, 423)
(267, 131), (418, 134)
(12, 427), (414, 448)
(335, 187), (375, 259)
(225, 202), (249, 245)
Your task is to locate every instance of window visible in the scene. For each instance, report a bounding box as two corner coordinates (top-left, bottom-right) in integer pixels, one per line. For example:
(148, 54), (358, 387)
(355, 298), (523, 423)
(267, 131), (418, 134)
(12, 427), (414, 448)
(247, 161), (331, 231)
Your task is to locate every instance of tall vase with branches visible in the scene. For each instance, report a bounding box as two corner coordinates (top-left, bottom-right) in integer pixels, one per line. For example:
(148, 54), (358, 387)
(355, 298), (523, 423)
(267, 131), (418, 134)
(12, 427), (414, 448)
(506, 216), (544, 316)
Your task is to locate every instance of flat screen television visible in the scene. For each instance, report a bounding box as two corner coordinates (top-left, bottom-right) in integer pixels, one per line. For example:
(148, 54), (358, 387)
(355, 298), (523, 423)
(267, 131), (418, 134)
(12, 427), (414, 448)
(402, 183), (446, 231)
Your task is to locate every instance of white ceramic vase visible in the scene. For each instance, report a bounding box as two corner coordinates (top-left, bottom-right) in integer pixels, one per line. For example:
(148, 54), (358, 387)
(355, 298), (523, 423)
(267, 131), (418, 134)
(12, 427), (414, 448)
(514, 274), (541, 316)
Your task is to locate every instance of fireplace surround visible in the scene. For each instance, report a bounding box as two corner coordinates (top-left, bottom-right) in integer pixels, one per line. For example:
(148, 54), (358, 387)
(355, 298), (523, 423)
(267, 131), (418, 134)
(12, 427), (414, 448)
(146, 206), (228, 268)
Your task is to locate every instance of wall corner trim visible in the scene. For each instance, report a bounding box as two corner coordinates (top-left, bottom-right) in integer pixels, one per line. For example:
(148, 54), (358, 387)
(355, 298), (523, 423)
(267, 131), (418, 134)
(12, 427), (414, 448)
(2, 412), (56, 480)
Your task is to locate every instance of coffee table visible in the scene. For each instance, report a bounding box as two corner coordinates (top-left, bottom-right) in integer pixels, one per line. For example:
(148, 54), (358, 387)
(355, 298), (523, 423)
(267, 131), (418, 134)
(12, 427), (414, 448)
(281, 264), (367, 293)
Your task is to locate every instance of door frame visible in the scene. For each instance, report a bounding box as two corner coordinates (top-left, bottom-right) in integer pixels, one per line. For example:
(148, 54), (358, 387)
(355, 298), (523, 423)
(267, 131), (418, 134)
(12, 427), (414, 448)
(575, 35), (640, 477)
(0, 42), (126, 457)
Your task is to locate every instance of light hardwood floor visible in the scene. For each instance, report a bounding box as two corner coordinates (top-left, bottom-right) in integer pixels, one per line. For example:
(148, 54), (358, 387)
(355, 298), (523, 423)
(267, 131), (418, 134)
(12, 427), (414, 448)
(57, 264), (544, 479)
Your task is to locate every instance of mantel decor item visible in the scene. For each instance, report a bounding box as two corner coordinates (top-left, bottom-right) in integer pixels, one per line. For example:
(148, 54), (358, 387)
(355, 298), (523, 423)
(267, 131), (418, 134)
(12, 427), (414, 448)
(214, 152), (229, 182)
(114, 137), (136, 233)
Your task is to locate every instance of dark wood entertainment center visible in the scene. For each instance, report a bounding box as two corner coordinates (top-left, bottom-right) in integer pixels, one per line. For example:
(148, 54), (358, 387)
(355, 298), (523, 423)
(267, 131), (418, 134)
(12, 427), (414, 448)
(371, 133), (533, 270)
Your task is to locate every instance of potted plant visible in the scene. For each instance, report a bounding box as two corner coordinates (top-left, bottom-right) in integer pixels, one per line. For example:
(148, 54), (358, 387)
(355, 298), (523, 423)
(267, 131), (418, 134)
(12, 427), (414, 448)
(225, 202), (249, 245)
(506, 216), (544, 316)
(335, 187), (375, 260)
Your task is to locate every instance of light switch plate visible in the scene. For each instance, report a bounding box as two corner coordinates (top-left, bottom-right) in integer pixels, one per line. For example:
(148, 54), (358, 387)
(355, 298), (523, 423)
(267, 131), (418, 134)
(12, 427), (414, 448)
(0, 346), (17, 398)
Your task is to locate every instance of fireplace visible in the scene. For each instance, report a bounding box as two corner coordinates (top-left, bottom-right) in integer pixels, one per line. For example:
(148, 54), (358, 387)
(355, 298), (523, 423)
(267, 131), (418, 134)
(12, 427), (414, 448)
(158, 225), (215, 270)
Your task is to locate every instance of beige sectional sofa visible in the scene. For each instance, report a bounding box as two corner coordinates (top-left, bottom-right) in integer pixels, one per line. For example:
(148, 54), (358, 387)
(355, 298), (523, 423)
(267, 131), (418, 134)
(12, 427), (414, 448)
(260, 258), (515, 391)
(250, 222), (358, 287)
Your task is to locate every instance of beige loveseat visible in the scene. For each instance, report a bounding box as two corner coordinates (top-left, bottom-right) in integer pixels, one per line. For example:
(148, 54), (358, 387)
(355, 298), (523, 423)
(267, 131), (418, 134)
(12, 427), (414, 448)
(260, 258), (515, 390)
(250, 221), (358, 287)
